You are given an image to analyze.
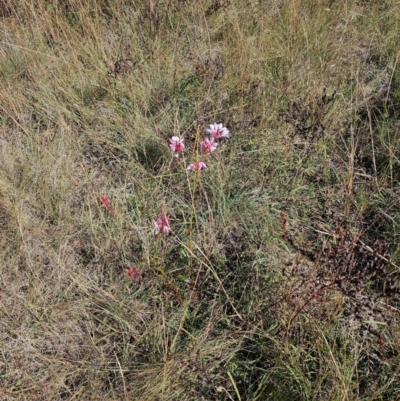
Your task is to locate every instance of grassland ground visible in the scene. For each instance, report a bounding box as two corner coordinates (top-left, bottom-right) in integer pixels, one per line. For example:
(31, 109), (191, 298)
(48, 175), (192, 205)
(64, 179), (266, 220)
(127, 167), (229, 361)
(1, 0), (400, 400)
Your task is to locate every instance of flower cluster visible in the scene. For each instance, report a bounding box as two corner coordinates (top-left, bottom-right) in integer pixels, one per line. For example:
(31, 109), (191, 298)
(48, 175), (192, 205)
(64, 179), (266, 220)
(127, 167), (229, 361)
(167, 123), (229, 172)
(151, 122), (230, 236)
(126, 267), (140, 282)
(124, 123), (230, 281)
(153, 212), (171, 235)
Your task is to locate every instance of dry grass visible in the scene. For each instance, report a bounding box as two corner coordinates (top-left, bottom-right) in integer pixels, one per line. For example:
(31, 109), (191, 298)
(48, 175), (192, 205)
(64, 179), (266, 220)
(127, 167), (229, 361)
(1, 0), (400, 399)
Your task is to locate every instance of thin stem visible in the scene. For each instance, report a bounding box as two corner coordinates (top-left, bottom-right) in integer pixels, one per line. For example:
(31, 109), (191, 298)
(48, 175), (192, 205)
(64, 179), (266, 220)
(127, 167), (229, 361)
(187, 125), (202, 277)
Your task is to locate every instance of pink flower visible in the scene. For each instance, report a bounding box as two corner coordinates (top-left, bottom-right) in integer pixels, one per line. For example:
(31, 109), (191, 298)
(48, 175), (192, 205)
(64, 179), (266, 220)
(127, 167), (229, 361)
(200, 137), (218, 153)
(187, 161), (207, 171)
(153, 213), (171, 235)
(169, 136), (185, 154)
(99, 196), (115, 217)
(206, 123), (229, 139)
(126, 267), (140, 282)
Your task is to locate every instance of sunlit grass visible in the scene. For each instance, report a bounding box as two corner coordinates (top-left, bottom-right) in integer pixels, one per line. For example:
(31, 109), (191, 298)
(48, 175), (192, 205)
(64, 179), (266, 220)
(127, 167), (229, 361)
(1, 0), (400, 399)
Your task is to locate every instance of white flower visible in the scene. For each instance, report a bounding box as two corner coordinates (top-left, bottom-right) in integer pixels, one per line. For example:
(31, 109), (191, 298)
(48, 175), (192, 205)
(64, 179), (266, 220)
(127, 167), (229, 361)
(169, 136), (185, 153)
(206, 123), (229, 139)
(187, 161), (207, 171)
(200, 137), (218, 153)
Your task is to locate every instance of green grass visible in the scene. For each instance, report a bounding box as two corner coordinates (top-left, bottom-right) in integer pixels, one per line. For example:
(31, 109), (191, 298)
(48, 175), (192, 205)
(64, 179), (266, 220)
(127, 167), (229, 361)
(1, 0), (400, 399)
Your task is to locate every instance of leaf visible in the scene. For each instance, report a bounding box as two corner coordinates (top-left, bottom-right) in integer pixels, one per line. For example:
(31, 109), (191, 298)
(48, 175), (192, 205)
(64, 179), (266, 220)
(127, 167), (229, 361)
(266, 322), (279, 333)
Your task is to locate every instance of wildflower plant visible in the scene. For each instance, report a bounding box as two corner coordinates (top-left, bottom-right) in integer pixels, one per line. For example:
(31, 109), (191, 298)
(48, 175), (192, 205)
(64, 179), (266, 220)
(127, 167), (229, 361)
(154, 123), (231, 286)
(137, 123), (231, 303)
(124, 122), (231, 307)
(152, 212), (171, 235)
(99, 195), (115, 217)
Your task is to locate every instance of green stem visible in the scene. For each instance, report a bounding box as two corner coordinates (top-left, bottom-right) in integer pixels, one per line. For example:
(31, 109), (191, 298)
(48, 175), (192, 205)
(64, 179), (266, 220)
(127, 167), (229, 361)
(188, 125), (202, 277)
